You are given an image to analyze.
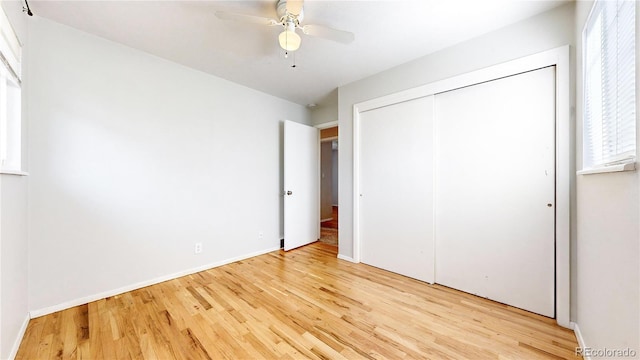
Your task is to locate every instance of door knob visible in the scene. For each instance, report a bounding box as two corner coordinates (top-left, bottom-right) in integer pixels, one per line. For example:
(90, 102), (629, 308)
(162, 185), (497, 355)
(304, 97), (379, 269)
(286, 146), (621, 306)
(286, 191), (293, 195)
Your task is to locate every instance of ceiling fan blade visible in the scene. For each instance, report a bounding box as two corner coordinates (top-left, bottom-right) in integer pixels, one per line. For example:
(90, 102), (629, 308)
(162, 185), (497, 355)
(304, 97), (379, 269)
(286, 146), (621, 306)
(302, 25), (355, 44)
(285, 0), (304, 16)
(215, 11), (279, 26)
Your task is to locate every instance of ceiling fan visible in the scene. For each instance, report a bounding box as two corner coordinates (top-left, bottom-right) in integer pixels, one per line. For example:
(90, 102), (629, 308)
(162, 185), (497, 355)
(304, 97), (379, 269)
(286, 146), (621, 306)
(215, 0), (355, 52)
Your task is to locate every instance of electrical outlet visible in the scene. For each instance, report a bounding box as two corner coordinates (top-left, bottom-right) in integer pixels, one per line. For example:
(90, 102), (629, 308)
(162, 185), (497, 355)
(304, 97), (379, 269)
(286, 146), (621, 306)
(194, 242), (202, 254)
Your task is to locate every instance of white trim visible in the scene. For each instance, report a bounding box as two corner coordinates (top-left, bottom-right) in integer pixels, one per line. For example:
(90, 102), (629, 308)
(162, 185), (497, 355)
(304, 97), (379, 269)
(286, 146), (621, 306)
(29, 246), (280, 318)
(352, 45), (572, 328)
(320, 136), (337, 142)
(7, 314), (30, 360)
(431, 96), (438, 285)
(0, 169), (28, 176)
(337, 254), (356, 263)
(353, 104), (361, 263)
(317, 128), (322, 243)
(320, 217), (333, 222)
(554, 46), (572, 329)
(573, 323), (591, 360)
(577, 162), (636, 175)
(315, 120), (338, 129)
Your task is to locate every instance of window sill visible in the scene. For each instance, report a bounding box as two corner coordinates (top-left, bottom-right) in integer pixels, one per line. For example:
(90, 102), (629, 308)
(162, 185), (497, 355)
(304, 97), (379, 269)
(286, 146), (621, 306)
(0, 169), (29, 176)
(577, 162), (636, 175)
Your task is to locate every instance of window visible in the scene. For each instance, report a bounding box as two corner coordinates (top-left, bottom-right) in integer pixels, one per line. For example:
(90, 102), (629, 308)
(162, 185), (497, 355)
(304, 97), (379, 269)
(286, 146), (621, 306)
(0, 5), (22, 173)
(583, 0), (636, 170)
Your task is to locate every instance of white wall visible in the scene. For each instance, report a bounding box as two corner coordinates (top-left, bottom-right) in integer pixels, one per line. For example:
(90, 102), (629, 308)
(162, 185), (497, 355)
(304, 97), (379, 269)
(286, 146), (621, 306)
(0, 176), (28, 360)
(310, 89), (338, 126)
(0, 1), (29, 358)
(27, 16), (310, 313)
(574, 0), (639, 354)
(338, 2), (576, 313)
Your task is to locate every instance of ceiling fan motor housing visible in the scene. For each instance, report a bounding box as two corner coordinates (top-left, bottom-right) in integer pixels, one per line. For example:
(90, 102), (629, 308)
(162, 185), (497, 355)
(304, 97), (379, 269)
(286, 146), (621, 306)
(276, 0), (304, 23)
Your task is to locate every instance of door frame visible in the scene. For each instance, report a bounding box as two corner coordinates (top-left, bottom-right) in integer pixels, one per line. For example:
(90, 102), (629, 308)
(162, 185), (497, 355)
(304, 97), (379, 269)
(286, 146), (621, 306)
(317, 121), (338, 130)
(352, 46), (571, 328)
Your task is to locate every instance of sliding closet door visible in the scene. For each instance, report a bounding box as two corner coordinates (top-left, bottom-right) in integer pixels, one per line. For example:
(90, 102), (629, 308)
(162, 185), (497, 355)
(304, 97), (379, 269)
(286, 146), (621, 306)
(359, 96), (434, 283)
(435, 67), (556, 317)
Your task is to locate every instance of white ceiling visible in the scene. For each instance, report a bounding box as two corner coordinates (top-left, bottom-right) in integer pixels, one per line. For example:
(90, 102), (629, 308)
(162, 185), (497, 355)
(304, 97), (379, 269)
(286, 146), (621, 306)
(29, 0), (568, 106)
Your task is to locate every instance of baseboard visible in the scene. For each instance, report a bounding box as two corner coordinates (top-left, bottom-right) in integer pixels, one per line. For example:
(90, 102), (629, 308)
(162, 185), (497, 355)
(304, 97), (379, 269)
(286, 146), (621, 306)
(337, 254), (356, 263)
(7, 314), (30, 360)
(573, 322), (591, 360)
(29, 246), (280, 318)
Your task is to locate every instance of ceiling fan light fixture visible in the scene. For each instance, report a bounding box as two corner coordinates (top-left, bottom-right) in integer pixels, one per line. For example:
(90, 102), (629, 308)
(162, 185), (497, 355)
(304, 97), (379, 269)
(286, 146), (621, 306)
(278, 28), (301, 51)
(216, 0), (354, 55)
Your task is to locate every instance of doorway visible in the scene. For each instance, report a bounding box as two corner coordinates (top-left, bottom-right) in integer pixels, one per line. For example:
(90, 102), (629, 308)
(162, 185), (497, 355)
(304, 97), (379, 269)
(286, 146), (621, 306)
(319, 126), (338, 246)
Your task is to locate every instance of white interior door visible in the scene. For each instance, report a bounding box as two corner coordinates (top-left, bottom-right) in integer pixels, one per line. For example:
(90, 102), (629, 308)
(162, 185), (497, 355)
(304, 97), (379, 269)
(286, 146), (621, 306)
(359, 96), (435, 283)
(435, 67), (556, 317)
(284, 120), (319, 251)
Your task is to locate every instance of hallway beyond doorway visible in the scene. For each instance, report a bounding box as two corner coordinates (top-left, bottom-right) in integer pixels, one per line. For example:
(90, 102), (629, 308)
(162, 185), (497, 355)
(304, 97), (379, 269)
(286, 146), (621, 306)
(320, 206), (338, 246)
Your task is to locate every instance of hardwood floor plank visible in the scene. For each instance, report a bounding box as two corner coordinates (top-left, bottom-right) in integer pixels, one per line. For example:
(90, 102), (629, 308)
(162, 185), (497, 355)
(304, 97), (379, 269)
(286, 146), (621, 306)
(180, 327), (214, 360)
(16, 242), (579, 359)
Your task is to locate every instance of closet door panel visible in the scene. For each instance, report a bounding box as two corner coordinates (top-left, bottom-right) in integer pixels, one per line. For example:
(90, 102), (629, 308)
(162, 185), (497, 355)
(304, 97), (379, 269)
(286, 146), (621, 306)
(435, 67), (556, 317)
(359, 96), (434, 283)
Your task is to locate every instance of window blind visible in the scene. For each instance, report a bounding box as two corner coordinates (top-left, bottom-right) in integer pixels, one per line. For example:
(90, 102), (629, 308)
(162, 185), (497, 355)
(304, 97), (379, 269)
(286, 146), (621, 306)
(0, 6), (21, 82)
(583, 0), (636, 168)
(0, 6), (21, 171)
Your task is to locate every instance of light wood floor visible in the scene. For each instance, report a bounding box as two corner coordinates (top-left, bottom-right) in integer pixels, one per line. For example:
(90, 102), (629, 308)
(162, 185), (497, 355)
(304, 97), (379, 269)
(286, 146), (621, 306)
(17, 242), (579, 359)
